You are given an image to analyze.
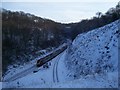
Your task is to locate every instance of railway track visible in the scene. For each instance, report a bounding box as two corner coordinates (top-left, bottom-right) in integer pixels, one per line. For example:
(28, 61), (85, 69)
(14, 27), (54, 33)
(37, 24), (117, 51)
(3, 43), (68, 82)
(53, 50), (65, 83)
(53, 54), (60, 83)
(4, 65), (36, 82)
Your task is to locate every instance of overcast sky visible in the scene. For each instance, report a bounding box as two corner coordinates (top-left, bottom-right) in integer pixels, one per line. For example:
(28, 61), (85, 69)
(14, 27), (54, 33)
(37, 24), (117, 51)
(2, 0), (119, 23)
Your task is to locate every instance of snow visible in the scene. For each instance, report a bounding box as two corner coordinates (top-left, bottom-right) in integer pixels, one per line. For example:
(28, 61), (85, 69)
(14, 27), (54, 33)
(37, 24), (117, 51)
(65, 19), (119, 80)
(52, 71), (118, 88)
(0, 82), (2, 90)
(3, 60), (36, 81)
(55, 19), (119, 88)
(3, 44), (65, 82)
(34, 19), (38, 23)
(2, 50), (68, 88)
(57, 50), (69, 82)
(2, 19), (120, 88)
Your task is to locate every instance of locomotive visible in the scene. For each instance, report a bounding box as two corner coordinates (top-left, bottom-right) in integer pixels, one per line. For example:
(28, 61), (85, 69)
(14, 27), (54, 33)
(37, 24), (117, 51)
(36, 43), (67, 67)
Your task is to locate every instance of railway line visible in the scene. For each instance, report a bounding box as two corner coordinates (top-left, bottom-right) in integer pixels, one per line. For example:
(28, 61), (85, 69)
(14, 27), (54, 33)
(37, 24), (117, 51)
(3, 43), (68, 82)
(4, 65), (37, 82)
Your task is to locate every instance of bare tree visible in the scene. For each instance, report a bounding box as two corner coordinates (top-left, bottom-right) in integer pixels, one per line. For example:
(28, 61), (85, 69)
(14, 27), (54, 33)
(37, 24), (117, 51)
(96, 12), (102, 18)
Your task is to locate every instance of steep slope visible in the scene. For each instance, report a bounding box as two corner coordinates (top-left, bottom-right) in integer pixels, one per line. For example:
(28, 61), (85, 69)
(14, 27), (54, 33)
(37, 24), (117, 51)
(52, 19), (120, 88)
(64, 19), (120, 87)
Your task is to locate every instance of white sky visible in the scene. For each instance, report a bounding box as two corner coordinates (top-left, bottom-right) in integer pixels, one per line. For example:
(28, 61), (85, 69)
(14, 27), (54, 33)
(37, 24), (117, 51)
(1, 0), (119, 23)
(1, 0), (119, 2)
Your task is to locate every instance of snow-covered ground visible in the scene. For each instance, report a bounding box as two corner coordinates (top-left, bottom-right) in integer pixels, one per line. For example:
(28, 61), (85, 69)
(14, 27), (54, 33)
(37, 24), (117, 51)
(2, 50), (68, 88)
(2, 44), (66, 82)
(65, 19), (120, 87)
(2, 19), (120, 88)
(0, 82), (2, 90)
(52, 71), (118, 88)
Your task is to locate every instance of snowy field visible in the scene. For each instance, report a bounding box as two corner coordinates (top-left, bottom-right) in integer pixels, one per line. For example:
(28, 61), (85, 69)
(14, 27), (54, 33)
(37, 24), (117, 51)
(2, 19), (120, 88)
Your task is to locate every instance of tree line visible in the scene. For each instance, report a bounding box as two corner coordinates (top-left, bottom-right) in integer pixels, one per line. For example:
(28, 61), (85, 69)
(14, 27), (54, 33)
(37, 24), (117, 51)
(70, 2), (120, 40)
(2, 9), (66, 74)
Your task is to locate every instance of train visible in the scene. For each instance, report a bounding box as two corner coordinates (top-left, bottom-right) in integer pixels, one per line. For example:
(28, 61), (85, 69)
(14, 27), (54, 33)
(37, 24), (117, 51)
(36, 43), (68, 67)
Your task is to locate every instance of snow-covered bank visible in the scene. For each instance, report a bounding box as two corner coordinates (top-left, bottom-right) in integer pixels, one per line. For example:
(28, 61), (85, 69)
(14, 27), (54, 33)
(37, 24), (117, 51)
(65, 19), (120, 87)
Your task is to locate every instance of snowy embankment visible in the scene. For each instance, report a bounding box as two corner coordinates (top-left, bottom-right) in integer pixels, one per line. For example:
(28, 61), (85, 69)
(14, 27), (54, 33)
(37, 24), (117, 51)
(2, 20), (120, 88)
(64, 19), (120, 87)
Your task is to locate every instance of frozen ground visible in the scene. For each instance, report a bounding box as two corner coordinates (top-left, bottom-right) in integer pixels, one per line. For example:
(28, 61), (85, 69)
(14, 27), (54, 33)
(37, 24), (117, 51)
(2, 19), (120, 88)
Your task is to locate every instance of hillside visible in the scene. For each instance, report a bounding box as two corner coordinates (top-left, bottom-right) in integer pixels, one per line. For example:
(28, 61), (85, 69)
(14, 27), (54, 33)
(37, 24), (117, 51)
(54, 19), (119, 88)
(2, 2), (120, 75)
(2, 9), (66, 74)
(2, 19), (120, 88)
(65, 19), (119, 82)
